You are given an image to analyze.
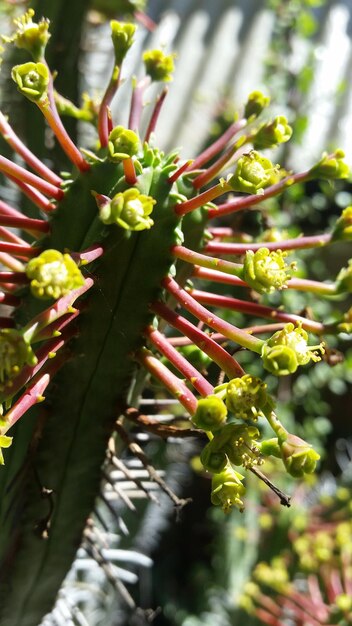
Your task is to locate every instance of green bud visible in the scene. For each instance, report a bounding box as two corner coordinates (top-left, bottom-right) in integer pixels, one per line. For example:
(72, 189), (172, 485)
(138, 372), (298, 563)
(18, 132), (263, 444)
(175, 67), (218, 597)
(200, 442), (227, 474)
(110, 21), (136, 65)
(0, 434), (12, 465)
(259, 437), (281, 458)
(331, 206), (352, 242)
(177, 345), (211, 372)
(99, 188), (155, 231)
(229, 151), (281, 194)
(192, 395), (227, 432)
(0, 329), (37, 385)
(253, 116), (292, 150)
(11, 61), (49, 104)
(2, 9), (50, 61)
(225, 374), (271, 421)
(143, 49), (175, 82)
(108, 125), (140, 162)
(336, 306), (352, 333)
(244, 91), (270, 120)
(26, 250), (85, 300)
(210, 466), (246, 513)
(262, 323), (324, 376)
(336, 260), (352, 293)
(309, 149), (350, 180)
(279, 432), (320, 477)
(243, 247), (293, 294)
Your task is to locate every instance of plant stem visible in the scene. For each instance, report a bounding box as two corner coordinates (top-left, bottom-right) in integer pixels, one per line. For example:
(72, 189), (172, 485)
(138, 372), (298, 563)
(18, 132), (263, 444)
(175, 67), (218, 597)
(172, 245), (243, 278)
(174, 180), (232, 216)
(0, 155), (64, 200)
(205, 232), (331, 254)
(144, 87), (168, 143)
(187, 119), (247, 171)
(40, 103), (90, 172)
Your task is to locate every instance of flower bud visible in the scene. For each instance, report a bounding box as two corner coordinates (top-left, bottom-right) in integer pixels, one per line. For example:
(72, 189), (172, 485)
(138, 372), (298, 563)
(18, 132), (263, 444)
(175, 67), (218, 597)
(228, 151), (281, 194)
(192, 395), (227, 432)
(243, 247), (292, 294)
(110, 21), (136, 65)
(309, 149), (349, 180)
(0, 435), (12, 466)
(108, 126), (140, 162)
(336, 260), (352, 293)
(279, 433), (320, 477)
(244, 91), (270, 120)
(331, 206), (352, 242)
(0, 329), (37, 386)
(222, 424), (261, 468)
(2, 9), (50, 61)
(142, 49), (175, 82)
(262, 323), (324, 376)
(11, 62), (49, 104)
(99, 188), (155, 231)
(210, 466), (246, 513)
(26, 249), (85, 300)
(200, 442), (227, 474)
(253, 116), (292, 150)
(225, 374), (271, 421)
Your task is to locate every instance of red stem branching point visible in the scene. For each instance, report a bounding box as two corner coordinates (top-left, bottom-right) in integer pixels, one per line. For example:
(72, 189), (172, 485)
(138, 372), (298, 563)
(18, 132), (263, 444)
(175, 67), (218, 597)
(0, 111), (62, 186)
(151, 300), (245, 379)
(144, 87), (168, 143)
(190, 289), (325, 335)
(208, 171), (309, 219)
(187, 119), (247, 171)
(0, 155), (64, 200)
(123, 158), (137, 185)
(135, 347), (198, 415)
(162, 276), (264, 353)
(205, 232), (331, 255)
(145, 326), (214, 397)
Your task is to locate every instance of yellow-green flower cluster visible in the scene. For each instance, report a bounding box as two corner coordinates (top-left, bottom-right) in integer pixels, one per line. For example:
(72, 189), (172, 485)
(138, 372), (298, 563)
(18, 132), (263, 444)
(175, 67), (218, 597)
(11, 62), (49, 103)
(108, 126), (140, 162)
(0, 329), (37, 386)
(143, 49), (175, 82)
(26, 250), (85, 300)
(229, 151), (281, 194)
(243, 247), (293, 294)
(2, 9), (50, 60)
(99, 188), (155, 230)
(262, 322), (324, 376)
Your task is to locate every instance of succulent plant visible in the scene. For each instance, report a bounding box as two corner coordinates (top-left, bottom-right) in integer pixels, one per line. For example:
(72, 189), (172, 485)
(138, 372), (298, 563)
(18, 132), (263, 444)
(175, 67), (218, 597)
(0, 7), (351, 625)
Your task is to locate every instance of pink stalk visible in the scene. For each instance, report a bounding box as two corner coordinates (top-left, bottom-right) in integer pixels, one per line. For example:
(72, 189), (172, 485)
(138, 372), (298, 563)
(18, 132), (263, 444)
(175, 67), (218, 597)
(0, 111), (62, 186)
(193, 144), (245, 189)
(207, 227), (235, 238)
(205, 233), (331, 255)
(144, 87), (168, 143)
(123, 158), (137, 185)
(128, 76), (151, 132)
(145, 326), (214, 396)
(322, 567), (344, 605)
(174, 181), (231, 216)
(0, 213), (49, 234)
(151, 300), (244, 379)
(0, 291), (20, 306)
(172, 245), (243, 278)
(0, 252), (25, 273)
(1, 371), (51, 434)
(187, 119), (247, 171)
(23, 277), (93, 343)
(307, 574), (327, 609)
(33, 309), (80, 342)
(162, 276), (264, 353)
(0, 199), (25, 220)
(257, 593), (285, 617)
(0, 155), (64, 200)
(0, 272), (28, 284)
(0, 329), (73, 403)
(134, 10), (156, 31)
(0, 241), (40, 259)
(39, 103), (90, 172)
(208, 171), (309, 219)
(168, 160), (193, 184)
(98, 68), (120, 148)
(342, 553), (352, 595)
(190, 289), (324, 334)
(281, 597), (325, 625)
(72, 244), (104, 265)
(0, 225), (29, 246)
(254, 608), (283, 626)
(194, 266), (247, 287)
(7, 174), (57, 212)
(135, 347), (198, 415)
(290, 589), (330, 623)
